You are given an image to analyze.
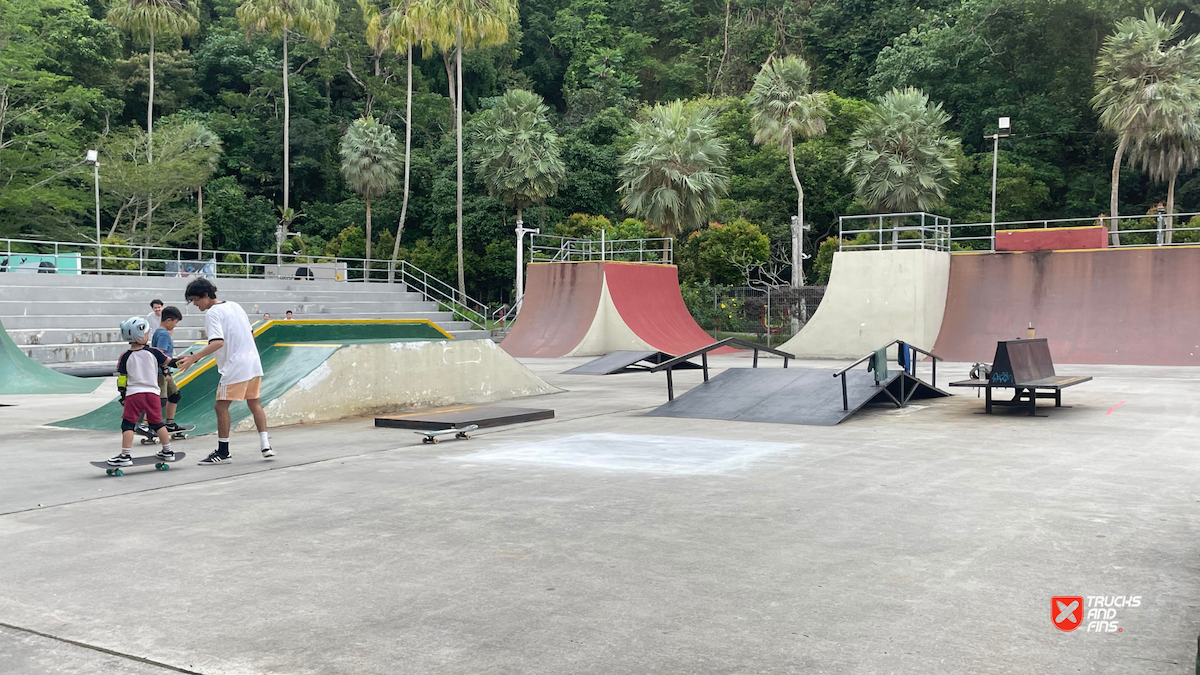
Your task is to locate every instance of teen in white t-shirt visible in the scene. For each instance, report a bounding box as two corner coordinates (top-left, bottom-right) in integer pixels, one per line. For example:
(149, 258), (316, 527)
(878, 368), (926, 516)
(176, 279), (274, 465)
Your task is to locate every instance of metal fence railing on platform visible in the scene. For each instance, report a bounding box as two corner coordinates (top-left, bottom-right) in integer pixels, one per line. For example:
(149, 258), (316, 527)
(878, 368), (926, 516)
(529, 234), (674, 264)
(836, 211), (1200, 252)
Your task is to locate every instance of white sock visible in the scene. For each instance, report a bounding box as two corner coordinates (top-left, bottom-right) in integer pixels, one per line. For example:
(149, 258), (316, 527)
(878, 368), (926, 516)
(259, 432), (270, 449)
(162, 443), (172, 453)
(121, 447), (131, 455)
(218, 437), (230, 443)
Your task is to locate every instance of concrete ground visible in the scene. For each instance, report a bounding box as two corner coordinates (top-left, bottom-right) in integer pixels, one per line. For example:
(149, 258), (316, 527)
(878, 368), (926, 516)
(0, 355), (1197, 674)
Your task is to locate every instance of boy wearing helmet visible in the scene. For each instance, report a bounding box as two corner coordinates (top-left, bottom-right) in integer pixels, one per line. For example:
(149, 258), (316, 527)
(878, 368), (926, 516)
(107, 317), (175, 466)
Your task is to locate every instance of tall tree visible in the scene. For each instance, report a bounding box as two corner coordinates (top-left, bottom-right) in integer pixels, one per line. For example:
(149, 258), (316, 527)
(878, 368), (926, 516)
(1092, 9), (1200, 244)
(339, 116), (401, 266)
(1128, 121), (1200, 243)
(467, 88), (566, 223)
(844, 86), (959, 243)
(363, 0), (426, 279)
(236, 0), (338, 218)
(746, 55), (828, 287)
(618, 100), (729, 247)
(107, 0), (199, 231)
(419, 0), (517, 295)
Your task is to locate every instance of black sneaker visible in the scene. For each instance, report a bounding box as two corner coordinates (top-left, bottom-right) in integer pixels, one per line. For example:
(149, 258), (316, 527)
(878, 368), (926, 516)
(156, 447), (176, 460)
(107, 452), (133, 467)
(261, 447), (275, 458)
(165, 422), (186, 433)
(198, 450), (231, 465)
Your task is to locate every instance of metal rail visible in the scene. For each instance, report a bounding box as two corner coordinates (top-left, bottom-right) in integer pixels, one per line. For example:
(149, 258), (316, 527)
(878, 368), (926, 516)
(832, 339), (942, 411)
(650, 338), (794, 401)
(0, 237), (491, 331)
(837, 211), (1200, 252)
(529, 234), (674, 264)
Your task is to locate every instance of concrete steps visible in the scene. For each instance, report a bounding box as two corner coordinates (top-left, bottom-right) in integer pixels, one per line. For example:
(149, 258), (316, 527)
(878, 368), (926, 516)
(0, 274), (490, 364)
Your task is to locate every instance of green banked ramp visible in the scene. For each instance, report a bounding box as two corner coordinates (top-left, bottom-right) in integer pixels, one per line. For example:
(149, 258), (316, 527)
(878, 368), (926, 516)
(51, 319), (449, 436)
(0, 318), (101, 395)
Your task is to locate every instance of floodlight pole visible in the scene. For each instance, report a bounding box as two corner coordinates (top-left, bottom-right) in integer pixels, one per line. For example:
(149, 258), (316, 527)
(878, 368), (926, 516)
(515, 219), (539, 302)
(988, 117), (1011, 250)
(86, 151), (102, 273)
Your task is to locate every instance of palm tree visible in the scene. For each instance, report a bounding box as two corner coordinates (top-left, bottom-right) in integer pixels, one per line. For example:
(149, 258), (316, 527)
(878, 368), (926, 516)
(1092, 9), (1200, 245)
(339, 116), (402, 267)
(467, 89), (566, 223)
(107, 0), (199, 230)
(237, 0), (338, 219)
(844, 87), (959, 245)
(746, 55), (829, 287)
(363, 0), (428, 280)
(1128, 121), (1200, 243)
(618, 101), (729, 252)
(178, 122), (223, 252)
(419, 0), (517, 296)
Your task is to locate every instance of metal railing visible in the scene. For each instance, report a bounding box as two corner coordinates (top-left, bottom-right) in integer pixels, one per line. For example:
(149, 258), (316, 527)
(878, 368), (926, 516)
(837, 211), (1200, 252)
(950, 211), (1200, 250)
(0, 237), (490, 331)
(530, 234), (674, 264)
(832, 339), (942, 411)
(838, 213), (952, 251)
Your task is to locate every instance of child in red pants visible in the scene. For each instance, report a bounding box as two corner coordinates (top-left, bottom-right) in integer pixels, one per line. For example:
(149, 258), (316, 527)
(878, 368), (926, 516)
(107, 317), (174, 466)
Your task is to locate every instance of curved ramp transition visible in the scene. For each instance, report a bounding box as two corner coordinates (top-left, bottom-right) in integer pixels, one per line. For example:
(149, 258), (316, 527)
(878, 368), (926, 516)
(502, 262), (729, 357)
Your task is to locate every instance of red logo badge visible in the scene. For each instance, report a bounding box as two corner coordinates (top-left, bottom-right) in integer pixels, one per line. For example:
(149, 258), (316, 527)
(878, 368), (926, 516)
(1053, 596), (1084, 631)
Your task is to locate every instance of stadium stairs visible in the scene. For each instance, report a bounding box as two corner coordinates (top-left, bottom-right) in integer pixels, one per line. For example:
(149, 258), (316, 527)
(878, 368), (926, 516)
(0, 274), (490, 369)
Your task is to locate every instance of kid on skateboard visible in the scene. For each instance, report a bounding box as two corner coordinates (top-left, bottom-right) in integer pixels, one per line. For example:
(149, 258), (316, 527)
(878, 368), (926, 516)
(107, 317), (175, 466)
(176, 279), (274, 464)
(150, 305), (187, 434)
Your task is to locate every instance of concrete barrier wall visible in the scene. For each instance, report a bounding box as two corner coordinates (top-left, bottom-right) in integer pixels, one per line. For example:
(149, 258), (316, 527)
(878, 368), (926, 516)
(779, 249), (950, 359)
(247, 339), (560, 429)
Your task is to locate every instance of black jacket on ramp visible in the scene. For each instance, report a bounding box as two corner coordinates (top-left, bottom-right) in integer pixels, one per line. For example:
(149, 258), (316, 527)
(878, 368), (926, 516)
(646, 368), (949, 426)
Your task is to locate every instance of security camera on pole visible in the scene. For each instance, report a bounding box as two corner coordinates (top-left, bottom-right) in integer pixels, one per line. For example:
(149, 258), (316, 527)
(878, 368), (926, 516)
(515, 219), (539, 304)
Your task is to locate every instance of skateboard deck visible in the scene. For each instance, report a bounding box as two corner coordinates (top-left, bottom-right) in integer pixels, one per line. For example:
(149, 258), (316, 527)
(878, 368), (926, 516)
(415, 424), (479, 444)
(137, 425), (195, 444)
(90, 452), (186, 476)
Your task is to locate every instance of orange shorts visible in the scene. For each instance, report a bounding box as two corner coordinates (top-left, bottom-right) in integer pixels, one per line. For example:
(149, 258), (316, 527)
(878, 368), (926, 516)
(216, 376), (262, 402)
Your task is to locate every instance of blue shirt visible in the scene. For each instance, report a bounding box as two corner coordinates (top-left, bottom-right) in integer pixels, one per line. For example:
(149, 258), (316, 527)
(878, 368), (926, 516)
(151, 327), (174, 356)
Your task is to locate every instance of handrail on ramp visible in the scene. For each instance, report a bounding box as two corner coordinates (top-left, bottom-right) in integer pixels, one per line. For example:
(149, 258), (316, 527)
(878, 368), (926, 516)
(832, 339), (943, 411)
(650, 338), (795, 400)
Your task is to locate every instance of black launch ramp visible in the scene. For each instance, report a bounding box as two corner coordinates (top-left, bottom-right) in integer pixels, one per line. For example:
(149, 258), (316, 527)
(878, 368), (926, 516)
(646, 368), (949, 426)
(562, 350), (702, 375)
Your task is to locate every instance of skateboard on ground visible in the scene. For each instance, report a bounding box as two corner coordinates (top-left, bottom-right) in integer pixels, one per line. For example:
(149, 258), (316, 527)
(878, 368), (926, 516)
(137, 424), (195, 444)
(416, 424), (479, 444)
(90, 452), (187, 477)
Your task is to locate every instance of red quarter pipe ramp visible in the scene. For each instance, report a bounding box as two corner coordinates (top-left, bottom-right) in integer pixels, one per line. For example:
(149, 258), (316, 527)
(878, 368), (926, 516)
(932, 247), (1200, 366)
(501, 262), (726, 358)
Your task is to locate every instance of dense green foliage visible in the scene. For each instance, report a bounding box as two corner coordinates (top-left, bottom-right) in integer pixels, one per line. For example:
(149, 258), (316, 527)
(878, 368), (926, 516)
(2, 0), (1197, 301)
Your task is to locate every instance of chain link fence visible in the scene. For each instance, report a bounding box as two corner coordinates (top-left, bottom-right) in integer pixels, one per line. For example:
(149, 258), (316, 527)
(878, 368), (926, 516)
(682, 284), (827, 347)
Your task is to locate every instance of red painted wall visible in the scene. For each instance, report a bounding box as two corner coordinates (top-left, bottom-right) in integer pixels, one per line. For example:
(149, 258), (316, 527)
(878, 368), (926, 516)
(995, 226), (1108, 251)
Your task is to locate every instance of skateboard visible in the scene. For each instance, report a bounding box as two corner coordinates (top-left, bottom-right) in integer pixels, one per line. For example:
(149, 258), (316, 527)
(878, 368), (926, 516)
(136, 424), (195, 444)
(415, 424), (479, 444)
(90, 452), (187, 477)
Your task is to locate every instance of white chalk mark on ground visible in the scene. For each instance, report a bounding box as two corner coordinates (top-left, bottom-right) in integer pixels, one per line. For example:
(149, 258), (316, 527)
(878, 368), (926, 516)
(456, 433), (798, 475)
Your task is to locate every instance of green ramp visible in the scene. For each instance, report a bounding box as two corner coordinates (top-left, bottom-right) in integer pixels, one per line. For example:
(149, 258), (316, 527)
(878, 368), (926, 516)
(0, 318), (101, 395)
(51, 319), (450, 435)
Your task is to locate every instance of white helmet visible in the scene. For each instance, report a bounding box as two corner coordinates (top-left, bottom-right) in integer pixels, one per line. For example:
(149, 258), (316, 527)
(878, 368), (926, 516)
(120, 316), (150, 342)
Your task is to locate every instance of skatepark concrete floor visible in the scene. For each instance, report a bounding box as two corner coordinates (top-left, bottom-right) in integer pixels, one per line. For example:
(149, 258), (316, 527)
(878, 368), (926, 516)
(1, 354), (1198, 674)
